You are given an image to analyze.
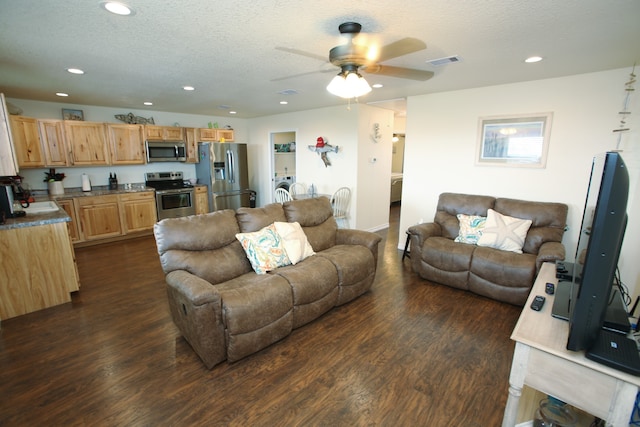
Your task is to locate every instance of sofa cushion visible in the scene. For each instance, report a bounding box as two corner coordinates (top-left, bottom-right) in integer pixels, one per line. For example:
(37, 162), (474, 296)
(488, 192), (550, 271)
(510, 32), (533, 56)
(316, 244), (376, 304)
(477, 209), (532, 254)
(283, 198), (338, 252)
(434, 193), (496, 239)
(419, 236), (475, 290)
(235, 223), (291, 274)
(216, 272), (293, 361)
(274, 221), (316, 264)
(454, 214), (486, 245)
(236, 203), (286, 233)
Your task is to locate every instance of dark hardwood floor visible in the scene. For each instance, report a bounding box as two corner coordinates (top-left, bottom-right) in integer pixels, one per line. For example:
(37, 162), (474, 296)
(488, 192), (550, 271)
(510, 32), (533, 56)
(0, 204), (521, 426)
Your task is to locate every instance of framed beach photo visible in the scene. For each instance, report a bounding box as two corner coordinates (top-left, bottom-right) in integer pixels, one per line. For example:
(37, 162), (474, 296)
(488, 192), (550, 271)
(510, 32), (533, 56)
(62, 108), (84, 121)
(476, 112), (553, 168)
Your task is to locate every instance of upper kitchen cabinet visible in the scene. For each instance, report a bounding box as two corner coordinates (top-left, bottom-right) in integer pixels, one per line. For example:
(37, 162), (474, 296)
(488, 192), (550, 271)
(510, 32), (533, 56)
(183, 127), (199, 163)
(144, 125), (184, 141)
(198, 128), (218, 141)
(64, 121), (110, 166)
(217, 129), (234, 142)
(10, 115), (46, 168)
(38, 119), (69, 166)
(0, 94), (19, 176)
(107, 123), (145, 165)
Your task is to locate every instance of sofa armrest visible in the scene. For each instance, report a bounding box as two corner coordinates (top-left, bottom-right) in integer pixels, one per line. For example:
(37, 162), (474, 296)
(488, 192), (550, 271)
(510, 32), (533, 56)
(336, 229), (383, 266)
(535, 241), (566, 272)
(407, 222), (442, 248)
(164, 270), (226, 369)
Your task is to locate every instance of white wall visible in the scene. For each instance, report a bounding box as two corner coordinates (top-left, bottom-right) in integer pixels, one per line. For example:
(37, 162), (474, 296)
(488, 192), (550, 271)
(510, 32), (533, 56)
(400, 68), (640, 298)
(248, 103), (393, 231)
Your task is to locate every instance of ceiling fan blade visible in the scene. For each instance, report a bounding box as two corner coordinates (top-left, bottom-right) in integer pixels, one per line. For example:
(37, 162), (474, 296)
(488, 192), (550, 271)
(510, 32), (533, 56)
(362, 64), (434, 81)
(376, 37), (427, 62)
(271, 68), (334, 82)
(275, 46), (327, 63)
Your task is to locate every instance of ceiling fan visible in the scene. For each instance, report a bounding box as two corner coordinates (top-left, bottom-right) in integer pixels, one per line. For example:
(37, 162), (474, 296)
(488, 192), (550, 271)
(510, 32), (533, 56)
(274, 22), (434, 84)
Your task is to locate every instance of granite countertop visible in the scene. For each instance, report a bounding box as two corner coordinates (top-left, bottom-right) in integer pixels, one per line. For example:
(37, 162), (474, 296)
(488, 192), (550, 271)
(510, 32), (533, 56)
(0, 184), (155, 231)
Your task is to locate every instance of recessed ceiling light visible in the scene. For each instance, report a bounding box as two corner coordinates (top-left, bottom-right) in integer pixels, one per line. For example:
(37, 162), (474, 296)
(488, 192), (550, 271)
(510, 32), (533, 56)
(525, 56), (543, 63)
(229, 111), (237, 115)
(183, 86), (195, 91)
(143, 101), (153, 106)
(280, 101), (288, 105)
(67, 68), (84, 75)
(372, 83), (383, 89)
(56, 92), (69, 97)
(100, 1), (134, 16)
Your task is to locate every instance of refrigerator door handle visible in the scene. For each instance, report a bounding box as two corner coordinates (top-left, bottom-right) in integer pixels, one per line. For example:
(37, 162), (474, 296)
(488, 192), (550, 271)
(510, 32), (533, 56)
(227, 149), (235, 183)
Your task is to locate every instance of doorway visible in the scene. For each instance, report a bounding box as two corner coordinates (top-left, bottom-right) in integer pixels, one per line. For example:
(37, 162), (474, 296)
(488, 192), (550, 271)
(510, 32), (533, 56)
(270, 131), (297, 202)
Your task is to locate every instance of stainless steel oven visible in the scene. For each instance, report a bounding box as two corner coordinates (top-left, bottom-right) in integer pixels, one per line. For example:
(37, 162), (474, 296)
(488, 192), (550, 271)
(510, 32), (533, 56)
(155, 188), (195, 219)
(145, 171), (196, 220)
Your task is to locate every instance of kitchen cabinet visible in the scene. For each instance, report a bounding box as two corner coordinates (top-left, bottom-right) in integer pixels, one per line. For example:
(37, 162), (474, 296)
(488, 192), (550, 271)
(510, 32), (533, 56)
(144, 125), (184, 141)
(119, 191), (157, 233)
(10, 115), (46, 168)
(76, 194), (122, 240)
(107, 123), (145, 165)
(195, 185), (209, 214)
(64, 121), (110, 166)
(38, 119), (69, 166)
(217, 129), (234, 142)
(0, 221), (79, 320)
(0, 93), (19, 176)
(198, 128), (218, 141)
(56, 198), (79, 242)
(183, 127), (200, 163)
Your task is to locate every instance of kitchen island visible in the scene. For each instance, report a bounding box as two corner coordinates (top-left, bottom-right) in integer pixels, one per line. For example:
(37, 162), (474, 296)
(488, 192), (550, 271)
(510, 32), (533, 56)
(0, 206), (80, 321)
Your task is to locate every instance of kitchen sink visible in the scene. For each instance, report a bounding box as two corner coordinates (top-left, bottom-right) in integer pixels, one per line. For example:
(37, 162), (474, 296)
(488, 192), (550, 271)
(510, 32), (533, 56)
(22, 201), (60, 214)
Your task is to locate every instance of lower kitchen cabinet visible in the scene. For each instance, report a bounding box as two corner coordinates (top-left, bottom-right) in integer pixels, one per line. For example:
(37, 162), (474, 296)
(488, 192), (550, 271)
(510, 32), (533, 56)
(76, 194), (122, 241)
(119, 191), (157, 233)
(56, 198), (79, 242)
(195, 185), (209, 214)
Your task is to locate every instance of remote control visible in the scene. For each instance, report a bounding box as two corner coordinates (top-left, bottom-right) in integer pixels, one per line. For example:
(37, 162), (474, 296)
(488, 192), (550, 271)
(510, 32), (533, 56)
(545, 282), (555, 295)
(530, 295), (546, 311)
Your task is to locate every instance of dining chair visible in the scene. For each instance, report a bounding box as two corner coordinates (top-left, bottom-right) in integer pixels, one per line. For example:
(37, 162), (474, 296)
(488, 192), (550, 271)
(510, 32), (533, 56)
(289, 182), (306, 197)
(275, 188), (293, 204)
(330, 187), (351, 228)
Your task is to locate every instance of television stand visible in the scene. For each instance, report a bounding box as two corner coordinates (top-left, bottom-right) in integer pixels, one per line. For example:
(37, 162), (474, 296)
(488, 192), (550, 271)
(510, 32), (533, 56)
(502, 263), (640, 427)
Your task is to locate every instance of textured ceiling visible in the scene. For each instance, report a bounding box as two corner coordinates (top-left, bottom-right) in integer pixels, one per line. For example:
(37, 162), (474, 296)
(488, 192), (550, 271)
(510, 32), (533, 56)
(0, 0), (639, 118)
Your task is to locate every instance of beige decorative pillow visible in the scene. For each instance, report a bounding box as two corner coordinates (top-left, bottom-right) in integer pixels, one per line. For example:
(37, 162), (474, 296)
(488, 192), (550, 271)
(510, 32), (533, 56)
(273, 221), (315, 264)
(454, 214), (486, 245)
(477, 209), (532, 254)
(235, 223), (291, 274)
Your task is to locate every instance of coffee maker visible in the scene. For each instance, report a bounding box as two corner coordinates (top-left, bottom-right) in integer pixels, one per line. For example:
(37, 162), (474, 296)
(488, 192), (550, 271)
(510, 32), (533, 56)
(1, 184), (19, 220)
(0, 176), (29, 221)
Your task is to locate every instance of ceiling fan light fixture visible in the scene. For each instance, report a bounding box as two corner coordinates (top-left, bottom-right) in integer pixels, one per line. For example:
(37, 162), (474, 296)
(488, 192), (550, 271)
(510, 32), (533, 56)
(327, 68), (372, 99)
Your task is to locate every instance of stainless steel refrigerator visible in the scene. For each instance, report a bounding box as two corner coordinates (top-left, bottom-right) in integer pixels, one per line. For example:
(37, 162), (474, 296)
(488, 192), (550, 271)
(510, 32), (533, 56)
(195, 142), (255, 211)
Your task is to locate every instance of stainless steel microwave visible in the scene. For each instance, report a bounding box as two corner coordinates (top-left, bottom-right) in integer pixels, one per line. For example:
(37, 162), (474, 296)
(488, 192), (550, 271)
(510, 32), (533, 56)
(146, 140), (186, 162)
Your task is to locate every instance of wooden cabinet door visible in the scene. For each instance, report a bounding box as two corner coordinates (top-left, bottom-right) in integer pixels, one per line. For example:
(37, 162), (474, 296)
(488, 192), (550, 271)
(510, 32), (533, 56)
(199, 128), (218, 141)
(144, 125), (184, 141)
(0, 93), (19, 176)
(64, 121), (109, 165)
(107, 123), (145, 164)
(217, 129), (234, 142)
(119, 191), (157, 233)
(164, 126), (184, 140)
(184, 127), (199, 163)
(76, 195), (122, 240)
(195, 186), (209, 214)
(10, 115), (46, 168)
(38, 119), (69, 166)
(57, 198), (80, 242)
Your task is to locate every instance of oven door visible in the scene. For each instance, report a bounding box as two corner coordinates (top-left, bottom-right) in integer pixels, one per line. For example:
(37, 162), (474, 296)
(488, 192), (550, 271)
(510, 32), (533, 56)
(156, 188), (195, 219)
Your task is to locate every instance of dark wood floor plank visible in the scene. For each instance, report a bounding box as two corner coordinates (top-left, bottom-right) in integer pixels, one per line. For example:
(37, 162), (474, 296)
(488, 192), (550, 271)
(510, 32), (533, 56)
(0, 204), (521, 426)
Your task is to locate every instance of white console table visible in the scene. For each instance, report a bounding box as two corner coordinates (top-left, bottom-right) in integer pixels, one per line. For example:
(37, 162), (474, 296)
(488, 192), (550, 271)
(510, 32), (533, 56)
(502, 262), (640, 427)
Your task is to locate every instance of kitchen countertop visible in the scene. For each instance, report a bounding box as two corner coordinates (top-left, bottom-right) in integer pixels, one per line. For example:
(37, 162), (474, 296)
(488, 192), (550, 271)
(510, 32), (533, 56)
(0, 184), (155, 231)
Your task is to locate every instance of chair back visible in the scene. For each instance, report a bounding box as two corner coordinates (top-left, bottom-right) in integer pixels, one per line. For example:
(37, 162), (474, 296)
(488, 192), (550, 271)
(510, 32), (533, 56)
(289, 182), (306, 197)
(330, 187), (351, 228)
(275, 188), (292, 204)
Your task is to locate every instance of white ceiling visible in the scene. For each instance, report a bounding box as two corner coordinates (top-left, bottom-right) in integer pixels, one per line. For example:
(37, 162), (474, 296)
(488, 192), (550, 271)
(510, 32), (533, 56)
(1, 0), (639, 119)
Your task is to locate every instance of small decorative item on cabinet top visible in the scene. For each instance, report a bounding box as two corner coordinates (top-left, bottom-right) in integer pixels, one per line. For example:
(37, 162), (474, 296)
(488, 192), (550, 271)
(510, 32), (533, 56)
(62, 108), (84, 121)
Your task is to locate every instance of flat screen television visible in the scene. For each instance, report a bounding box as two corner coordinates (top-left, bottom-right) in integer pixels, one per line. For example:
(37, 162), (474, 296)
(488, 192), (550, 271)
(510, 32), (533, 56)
(566, 151), (629, 352)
